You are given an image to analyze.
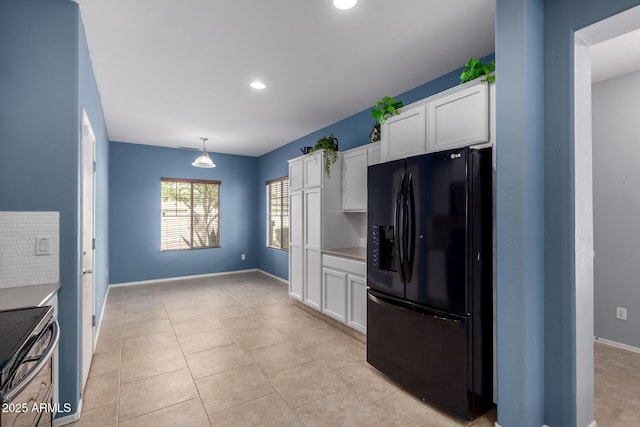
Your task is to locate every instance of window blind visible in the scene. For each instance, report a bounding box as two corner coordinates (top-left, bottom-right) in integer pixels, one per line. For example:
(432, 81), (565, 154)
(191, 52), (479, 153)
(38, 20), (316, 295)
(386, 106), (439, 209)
(161, 178), (221, 251)
(266, 177), (289, 250)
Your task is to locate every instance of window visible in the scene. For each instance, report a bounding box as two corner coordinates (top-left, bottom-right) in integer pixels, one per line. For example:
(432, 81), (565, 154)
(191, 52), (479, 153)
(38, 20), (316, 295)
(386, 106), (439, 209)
(161, 178), (220, 251)
(266, 177), (289, 250)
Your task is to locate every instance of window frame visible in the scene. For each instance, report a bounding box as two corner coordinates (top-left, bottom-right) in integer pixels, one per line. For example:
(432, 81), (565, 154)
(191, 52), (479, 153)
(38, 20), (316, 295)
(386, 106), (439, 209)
(266, 176), (289, 251)
(160, 177), (221, 251)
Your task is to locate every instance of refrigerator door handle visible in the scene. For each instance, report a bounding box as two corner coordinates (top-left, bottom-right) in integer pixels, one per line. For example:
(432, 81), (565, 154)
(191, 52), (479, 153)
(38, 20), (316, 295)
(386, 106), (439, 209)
(404, 173), (414, 283)
(394, 173), (405, 282)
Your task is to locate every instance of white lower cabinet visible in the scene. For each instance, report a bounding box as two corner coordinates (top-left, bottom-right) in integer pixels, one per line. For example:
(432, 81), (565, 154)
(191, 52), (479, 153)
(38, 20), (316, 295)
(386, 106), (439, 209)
(322, 268), (347, 322)
(347, 274), (367, 334)
(321, 254), (366, 334)
(288, 190), (304, 301)
(289, 245), (303, 301)
(305, 249), (322, 310)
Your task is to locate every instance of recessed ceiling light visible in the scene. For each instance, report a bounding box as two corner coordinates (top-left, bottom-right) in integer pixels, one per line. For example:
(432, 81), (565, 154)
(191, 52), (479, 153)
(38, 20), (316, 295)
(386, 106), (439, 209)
(333, 0), (357, 10)
(250, 81), (267, 90)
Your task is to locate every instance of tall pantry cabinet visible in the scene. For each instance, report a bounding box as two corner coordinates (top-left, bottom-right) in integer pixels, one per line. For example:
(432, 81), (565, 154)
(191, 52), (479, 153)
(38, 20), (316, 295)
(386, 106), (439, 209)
(288, 151), (352, 310)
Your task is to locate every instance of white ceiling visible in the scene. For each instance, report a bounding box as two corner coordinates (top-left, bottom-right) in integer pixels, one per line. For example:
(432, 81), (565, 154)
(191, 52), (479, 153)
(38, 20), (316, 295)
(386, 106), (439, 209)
(591, 28), (640, 83)
(74, 0), (495, 156)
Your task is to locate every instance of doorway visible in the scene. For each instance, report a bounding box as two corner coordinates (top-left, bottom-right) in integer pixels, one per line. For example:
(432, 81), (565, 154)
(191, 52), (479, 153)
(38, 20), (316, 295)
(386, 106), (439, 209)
(574, 4), (640, 425)
(80, 108), (96, 394)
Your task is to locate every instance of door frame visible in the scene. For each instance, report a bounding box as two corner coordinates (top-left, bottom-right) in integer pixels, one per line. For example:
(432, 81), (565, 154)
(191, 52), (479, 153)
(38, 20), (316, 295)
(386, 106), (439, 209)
(80, 108), (96, 394)
(573, 5), (640, 425)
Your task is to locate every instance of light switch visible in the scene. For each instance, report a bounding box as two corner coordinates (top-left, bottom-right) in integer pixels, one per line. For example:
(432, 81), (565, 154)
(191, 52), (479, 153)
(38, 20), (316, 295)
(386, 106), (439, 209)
(35, 237), (50, 256)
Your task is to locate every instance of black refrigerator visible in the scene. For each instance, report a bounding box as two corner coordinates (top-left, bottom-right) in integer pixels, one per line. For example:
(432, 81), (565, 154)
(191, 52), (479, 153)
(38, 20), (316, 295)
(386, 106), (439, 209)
(367, 146), (493, 420)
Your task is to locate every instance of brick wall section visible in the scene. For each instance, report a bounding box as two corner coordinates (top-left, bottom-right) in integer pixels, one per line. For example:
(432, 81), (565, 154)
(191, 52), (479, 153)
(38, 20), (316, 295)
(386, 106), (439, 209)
(0, 212), (59, 288)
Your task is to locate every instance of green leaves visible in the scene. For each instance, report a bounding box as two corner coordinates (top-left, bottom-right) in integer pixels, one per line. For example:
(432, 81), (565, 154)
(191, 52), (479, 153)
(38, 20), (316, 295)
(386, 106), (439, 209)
(460, 58), (496, 83)
(370, 96), (403, 124)
(309, 134), (339, 177)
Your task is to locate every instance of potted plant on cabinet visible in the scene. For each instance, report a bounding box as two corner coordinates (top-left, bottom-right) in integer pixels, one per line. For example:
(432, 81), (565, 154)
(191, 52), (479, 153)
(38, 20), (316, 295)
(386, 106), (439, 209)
(459, 57), (496, 83)
(309, 134), (339, 177)
(370, 96), (403, 142)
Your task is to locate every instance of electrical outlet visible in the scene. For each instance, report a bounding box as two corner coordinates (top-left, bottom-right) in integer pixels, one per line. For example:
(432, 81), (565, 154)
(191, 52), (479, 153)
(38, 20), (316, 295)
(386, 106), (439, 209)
(35, 237), (50, 256)
(616, 307), (627, 321)
(241, 254), (246, 261)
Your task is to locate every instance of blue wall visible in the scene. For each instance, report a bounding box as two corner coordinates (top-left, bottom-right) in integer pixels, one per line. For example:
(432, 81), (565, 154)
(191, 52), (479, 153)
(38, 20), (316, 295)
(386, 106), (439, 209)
(0, 0), (109, 417)
(109, 142), (258, 283)
(540, 1), (640, 426)
(495, 0), (640, 426)
(78, 18), (110, 339)
(495, 0), (545, 426)
(256, 55), (494, 280)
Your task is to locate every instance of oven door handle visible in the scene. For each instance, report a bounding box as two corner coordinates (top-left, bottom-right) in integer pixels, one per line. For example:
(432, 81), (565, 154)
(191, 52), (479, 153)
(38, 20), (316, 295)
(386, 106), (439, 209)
(3, 320), (59, 404)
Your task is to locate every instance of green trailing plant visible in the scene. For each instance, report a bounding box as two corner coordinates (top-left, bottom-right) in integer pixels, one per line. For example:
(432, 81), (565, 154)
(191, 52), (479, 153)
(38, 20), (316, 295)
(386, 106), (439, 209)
(370, 96), (403, 142)
(460, 57), (495, 83)
(370, 96), (403, 124)
(309, 134), (339, 177)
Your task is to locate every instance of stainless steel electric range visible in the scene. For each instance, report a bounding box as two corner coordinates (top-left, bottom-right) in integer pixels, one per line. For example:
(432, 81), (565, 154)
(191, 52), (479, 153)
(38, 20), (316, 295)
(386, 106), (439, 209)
(0, 306), (59, 427)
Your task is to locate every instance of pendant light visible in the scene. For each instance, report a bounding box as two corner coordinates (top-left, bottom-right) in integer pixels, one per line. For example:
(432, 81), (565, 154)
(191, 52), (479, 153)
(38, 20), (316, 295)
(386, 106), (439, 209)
(192, 137), (216, 168)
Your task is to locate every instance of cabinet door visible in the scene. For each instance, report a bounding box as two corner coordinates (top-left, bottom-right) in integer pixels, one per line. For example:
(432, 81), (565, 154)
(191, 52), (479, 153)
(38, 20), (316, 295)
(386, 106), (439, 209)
(427, 82), (488, 152)
(289, 191), (303, 246)
(305, 248), (322, 310)
(322, 268), (347, 322)
(304, 188), (321, 249)
(304, 153), (323, 188)
(368, 142), (381, 166)
(347, 274), (367, 334)
(342, 148), (368, 212)
(303, 187), (322, 310)
(289, 245), (303, 301)
(381, 104), (426, 162)
(289, 158), (303, 190)
(288, 190), (303, 301)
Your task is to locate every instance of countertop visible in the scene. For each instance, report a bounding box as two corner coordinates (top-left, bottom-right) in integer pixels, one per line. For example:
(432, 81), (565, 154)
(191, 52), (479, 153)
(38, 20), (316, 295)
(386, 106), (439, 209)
(322, 247), (367, 261)
(0, 282), (60, 311)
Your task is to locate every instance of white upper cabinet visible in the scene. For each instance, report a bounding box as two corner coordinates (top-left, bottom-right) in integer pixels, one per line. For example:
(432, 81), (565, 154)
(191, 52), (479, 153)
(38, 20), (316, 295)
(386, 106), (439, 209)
(341, 141), (380, 212)
(342, 147), (368, 212)
(380, 80), (493, 163)
(381, 104), (426, 162)
(289, 158), (303, 190)
(368, 143), (381, 165)
(303, 153), (323, 188)
(426, 82), (489, 152)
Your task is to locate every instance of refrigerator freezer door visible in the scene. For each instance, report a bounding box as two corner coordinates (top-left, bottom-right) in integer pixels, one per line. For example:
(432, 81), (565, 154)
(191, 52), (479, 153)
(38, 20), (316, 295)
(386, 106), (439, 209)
(367, 159), (406, 299)
(367, 291), (470, 419)
(405, 149), (470, 314)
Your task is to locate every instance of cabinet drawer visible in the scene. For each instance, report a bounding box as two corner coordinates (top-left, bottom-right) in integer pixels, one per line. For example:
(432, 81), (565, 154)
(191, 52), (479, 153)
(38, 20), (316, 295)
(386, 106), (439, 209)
(322, 254), (365, 276)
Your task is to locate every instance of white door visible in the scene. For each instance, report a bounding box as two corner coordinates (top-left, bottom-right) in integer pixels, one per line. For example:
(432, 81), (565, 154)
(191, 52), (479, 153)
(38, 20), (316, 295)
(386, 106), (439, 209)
(80, 109), (96, 393)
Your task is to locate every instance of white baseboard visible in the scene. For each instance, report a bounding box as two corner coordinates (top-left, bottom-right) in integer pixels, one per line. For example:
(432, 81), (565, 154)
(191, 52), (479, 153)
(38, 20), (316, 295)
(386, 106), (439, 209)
(53, 399), (81, 426)
(257, 269), (288, 284)
(496, 421), (594, 426)
(93, 288), (109, 345)
(595, 336), (640, 353)
(108, 268), (260, 288)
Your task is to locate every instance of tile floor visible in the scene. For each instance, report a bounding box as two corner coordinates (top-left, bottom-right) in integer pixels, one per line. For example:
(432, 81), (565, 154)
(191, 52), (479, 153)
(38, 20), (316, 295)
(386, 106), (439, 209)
(70, 271), (497, 426)
(594, 341), (640, 426)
